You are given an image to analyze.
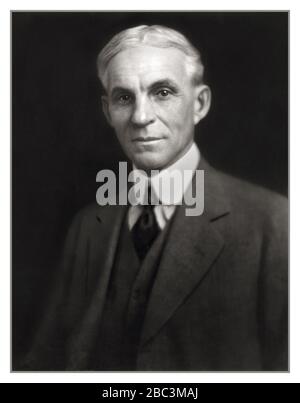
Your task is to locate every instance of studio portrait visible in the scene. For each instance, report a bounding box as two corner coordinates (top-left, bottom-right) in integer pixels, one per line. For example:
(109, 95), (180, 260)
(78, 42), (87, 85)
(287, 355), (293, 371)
(12, 11), (288, 372)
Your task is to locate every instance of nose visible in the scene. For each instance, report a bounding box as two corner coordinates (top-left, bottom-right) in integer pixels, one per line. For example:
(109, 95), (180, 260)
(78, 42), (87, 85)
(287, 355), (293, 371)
(131, 96), (155, 127)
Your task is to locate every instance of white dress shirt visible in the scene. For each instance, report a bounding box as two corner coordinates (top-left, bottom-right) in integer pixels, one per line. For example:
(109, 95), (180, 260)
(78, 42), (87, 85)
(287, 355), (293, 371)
(128, 142), (200, 231)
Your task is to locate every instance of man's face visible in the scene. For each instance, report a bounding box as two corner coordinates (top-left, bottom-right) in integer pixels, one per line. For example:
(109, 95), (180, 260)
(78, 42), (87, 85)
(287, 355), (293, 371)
(102, 45), (209, 171)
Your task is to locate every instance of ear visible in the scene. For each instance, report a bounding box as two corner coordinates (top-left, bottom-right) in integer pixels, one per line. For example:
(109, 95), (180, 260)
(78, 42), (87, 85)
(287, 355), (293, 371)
(101, 95), (113, 127)
(193, 85), (211, 125)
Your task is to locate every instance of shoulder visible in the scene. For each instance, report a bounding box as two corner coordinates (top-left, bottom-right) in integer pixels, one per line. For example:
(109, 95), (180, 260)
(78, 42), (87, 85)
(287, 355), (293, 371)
(207, 165), (288, 230)
(222, 171), (286, 215)
(68, 202), (117, 227)
(206, 166), (288, 283)
(66, 202), (127, 241)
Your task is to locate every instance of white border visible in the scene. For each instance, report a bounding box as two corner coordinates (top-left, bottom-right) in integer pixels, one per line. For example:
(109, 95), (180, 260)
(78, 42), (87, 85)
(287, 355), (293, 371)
(2, 0), (299, 384)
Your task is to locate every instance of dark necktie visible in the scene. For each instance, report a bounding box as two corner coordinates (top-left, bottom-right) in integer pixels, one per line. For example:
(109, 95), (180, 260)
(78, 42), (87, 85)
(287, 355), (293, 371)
(131, 191), (160, 260)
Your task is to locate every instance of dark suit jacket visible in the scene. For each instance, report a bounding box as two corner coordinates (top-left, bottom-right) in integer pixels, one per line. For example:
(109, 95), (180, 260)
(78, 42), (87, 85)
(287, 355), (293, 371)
(23, 159), (288, 371)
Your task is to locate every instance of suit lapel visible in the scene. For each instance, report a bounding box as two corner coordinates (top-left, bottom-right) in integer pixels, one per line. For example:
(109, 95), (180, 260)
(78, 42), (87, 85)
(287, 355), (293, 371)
(88, 204), (128, 295)
(140, 206), (224, 347)
(66, 204), (127, 369)
(140, 159), (230, 347)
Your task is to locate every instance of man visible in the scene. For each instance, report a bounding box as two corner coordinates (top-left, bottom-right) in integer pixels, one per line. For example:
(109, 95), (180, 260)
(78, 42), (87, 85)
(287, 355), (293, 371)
(24, 25), (288, 371)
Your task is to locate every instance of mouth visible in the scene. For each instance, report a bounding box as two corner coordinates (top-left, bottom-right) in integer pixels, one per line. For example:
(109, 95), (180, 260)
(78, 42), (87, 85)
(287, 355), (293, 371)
(133, 137), (164, 144)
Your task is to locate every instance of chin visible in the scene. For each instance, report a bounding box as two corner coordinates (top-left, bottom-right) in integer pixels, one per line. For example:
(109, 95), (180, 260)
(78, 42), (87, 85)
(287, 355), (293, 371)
(132, 152), (170, 172)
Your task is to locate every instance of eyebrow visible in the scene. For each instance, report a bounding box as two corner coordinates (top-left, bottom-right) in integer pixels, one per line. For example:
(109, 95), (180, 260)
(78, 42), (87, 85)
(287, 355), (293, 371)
(110, 78), (180, 98)
(148, 79), (179, 92)
(111, 86), (132, 99)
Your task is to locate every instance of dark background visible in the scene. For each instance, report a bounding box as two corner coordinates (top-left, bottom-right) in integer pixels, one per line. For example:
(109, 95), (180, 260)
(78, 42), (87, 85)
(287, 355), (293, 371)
(12, 12), (288, 366)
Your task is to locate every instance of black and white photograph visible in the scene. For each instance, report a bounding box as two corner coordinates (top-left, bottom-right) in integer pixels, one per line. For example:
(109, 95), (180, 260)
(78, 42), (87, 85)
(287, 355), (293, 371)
(12, 11), (288, 373)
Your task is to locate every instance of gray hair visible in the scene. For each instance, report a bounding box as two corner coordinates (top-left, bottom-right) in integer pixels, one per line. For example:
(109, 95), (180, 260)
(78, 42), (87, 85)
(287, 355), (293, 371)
(97, 25), (204, 89)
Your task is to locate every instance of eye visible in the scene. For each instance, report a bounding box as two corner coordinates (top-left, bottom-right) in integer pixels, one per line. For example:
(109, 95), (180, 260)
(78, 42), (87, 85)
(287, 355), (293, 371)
(118, 94), (132, 105)
(156, 89), (171, 99)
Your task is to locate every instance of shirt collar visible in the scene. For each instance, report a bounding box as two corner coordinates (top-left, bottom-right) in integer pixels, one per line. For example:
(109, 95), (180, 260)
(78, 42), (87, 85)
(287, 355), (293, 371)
(132, 142), (200, 206)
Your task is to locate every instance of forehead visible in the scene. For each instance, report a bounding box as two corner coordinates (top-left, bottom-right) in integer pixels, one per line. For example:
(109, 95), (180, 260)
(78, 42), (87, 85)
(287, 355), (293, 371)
(104, 45), (191, 92)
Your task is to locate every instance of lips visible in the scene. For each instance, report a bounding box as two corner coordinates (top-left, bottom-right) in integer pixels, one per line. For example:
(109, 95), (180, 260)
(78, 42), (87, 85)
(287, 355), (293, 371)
(133, 137), (163, 142)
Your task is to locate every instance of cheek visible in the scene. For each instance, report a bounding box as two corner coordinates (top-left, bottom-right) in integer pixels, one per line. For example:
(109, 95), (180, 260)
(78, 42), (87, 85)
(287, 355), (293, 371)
(159, 100), (193, 137)
(109, 107), (131, 130)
